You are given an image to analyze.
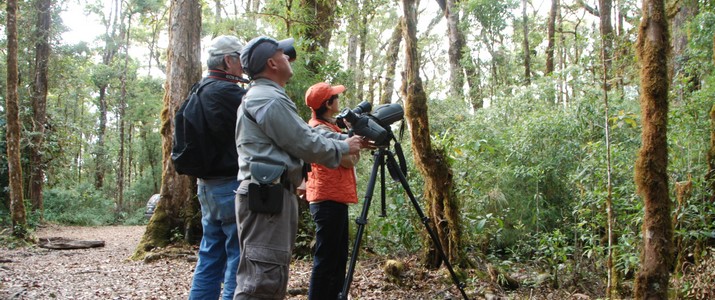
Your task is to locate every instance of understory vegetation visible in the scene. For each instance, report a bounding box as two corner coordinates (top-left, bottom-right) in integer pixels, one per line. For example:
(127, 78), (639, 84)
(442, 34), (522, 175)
(348, 73), (715, 298)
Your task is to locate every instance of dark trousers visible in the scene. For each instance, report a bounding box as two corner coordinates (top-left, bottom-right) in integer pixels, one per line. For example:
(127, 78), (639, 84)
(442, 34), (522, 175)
(308, 201), (349, 300)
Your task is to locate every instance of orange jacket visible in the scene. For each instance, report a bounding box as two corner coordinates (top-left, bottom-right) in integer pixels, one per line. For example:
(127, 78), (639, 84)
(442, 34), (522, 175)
(305, 118), (358, 204)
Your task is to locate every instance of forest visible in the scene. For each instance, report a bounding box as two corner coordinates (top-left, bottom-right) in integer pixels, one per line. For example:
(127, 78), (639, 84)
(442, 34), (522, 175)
(1, 0), (715, 299)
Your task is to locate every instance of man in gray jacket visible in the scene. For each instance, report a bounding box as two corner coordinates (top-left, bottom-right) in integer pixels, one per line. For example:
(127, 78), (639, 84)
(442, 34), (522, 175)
(233, 36), (365, 300)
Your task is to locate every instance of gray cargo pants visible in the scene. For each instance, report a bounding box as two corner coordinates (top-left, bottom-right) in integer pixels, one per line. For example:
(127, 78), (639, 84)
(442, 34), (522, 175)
(233, 181), (298, 300)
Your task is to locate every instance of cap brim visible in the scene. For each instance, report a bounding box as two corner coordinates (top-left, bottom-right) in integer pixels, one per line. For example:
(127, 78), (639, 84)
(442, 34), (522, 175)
(331, 85), (346, 95)
(277, 38), (294, 51)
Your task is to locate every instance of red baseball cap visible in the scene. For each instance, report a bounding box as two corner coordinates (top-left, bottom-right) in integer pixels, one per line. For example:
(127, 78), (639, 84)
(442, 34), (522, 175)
(305, 82), (346, 110)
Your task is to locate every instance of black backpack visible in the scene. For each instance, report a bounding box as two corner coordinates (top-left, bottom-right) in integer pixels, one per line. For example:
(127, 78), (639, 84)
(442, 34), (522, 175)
(171, 81), (216, 177)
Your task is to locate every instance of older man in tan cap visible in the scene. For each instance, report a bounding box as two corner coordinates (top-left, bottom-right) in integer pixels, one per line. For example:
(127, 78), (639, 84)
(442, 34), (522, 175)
(180, 35), (247, 300)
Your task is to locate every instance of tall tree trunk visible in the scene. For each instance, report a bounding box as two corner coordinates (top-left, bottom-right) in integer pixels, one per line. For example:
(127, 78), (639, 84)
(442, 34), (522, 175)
(379, 18), (403, 106)
(402, 0), (463, 267)
(545, 0), (557, 75)
(94, 0), (121, 190)
(214, 0), (222, 21)
(95, 88), (108, 189)
(710, 104), (715, 203)
(297, 0), (337, 75)
(521, 0), (531, 85)
(437, 0), (465, 99)
(463, 55), (482, 110)
(558, 6), (566, 106)
(29, 0), (52, 218)
(355, 14), (368, 106)
(117, 9), (132, 215)
(6, 0), (28, 239)
(133, 0), (203, 260)
(707, 34), (715, 246)
(614, 0), (627, 97)
(602, 20), (617, 298)
(148, 8), (168, 76)
(599, 0), (613, 90)
(600, 0), (620, 294)
(436, 0), (482, 109)
(141, 128), (160, 193)
(633, 0), (672, 297)
(670, 0), (699, 98)
(347, 4), (358, 83)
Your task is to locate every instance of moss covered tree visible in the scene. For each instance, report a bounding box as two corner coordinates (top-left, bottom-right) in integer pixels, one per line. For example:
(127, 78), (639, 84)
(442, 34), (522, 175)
(379, 19), (403, 106)
(401, 0), (463, 267)
(708, 33), (715, 204)
(28, 0), (52, 218)
(296, 0), (337, 75)
(6, 0), (29, 239)
(710, 100), (715, 204)
(633, 0), (673, 297)
(132, 0), (202, 260)
(707, 33), (715, 248)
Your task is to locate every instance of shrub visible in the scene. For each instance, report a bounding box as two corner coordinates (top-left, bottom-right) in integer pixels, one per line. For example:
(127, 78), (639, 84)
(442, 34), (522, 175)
(43, 183), (114, 225)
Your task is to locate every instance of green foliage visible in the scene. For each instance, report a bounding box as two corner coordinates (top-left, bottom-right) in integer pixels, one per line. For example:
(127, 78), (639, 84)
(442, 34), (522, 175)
(535, 229), (574, 274)
(348, 145), (424, 256)
(43, 184), (115, 226)
(684, 10), (715, 81)
(123, 206), (149, 225)
(169, 227), (185, 243)
(0, 229), (34, 249)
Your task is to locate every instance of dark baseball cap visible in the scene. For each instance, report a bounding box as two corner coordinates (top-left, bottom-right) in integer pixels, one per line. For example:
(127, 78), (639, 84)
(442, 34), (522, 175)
(240, 36), (294, 78)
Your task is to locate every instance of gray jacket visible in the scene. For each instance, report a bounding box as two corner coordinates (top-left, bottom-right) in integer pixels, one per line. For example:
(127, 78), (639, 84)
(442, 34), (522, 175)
(235, 78), (349, 188)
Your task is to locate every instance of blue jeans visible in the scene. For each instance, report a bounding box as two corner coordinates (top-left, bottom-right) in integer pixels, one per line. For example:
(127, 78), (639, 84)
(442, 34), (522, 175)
(308, 201), (349, 300)
(189, 178), (240, 300)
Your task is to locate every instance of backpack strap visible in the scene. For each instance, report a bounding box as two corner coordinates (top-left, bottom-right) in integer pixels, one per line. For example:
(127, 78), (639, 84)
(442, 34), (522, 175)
(192, 79), (215, 96)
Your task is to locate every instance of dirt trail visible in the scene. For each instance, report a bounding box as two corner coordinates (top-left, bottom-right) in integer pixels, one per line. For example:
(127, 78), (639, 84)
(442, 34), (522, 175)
(0, 225), (470, 300)
(0, 225), (194, 299)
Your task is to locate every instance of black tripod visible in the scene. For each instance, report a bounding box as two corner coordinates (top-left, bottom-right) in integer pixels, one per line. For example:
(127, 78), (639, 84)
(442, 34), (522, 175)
(338, 137), (469, 300)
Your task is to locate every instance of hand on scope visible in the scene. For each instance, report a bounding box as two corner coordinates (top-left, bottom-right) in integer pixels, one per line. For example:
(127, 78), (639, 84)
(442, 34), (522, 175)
(356, 135), (377, 150)
(345, 135), (364, 155)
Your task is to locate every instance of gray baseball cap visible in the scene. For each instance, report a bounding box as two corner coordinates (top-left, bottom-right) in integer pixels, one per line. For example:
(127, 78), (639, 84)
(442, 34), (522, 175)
(207, 35), (243, 56)
(240, 36), (294, 78)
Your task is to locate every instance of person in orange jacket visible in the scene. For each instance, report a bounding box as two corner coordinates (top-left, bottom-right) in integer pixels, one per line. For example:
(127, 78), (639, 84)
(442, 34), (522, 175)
(303, 82), (360, 300)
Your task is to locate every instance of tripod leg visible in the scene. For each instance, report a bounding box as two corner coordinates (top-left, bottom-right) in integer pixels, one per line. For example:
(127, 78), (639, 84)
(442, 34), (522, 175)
(384, 151), (470, 300)
(338, 150), (384, 300)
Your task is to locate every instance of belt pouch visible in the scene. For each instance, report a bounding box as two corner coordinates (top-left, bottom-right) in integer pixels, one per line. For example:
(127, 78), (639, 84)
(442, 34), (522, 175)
(248, 162), (285, 214)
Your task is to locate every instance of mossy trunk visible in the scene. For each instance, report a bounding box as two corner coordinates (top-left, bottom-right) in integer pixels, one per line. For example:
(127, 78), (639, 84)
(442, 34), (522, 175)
(6, 0), (29, 240)
(379, 19), (403, 106)
(401, 0), (462, 268)
(439, 0), (465, 99)
(296, 0), (337, 76)
(132, 0), (203, 260)
(708, 89), (715, 203)
(29, 0), (52, 218)
(633, 0), (672, 298)
(704, 33), (715, 252)
(599, 0), (613, 90)
(672, 180), (692, 273)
